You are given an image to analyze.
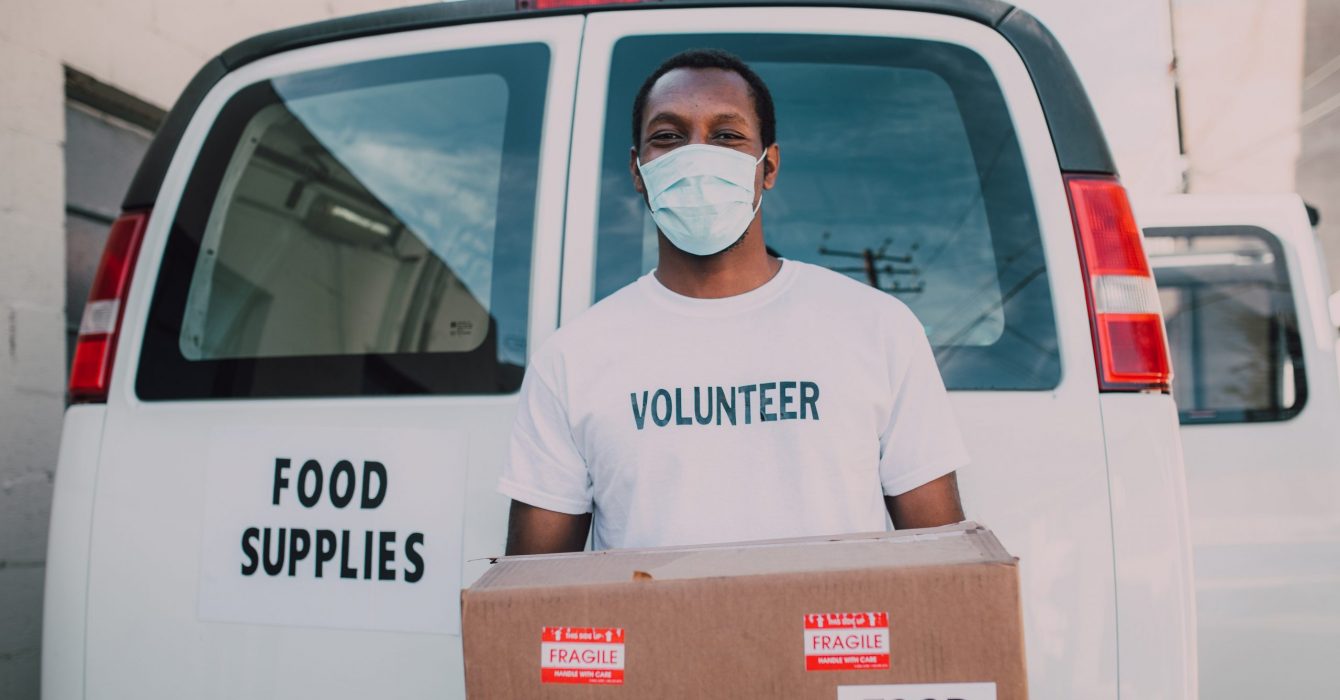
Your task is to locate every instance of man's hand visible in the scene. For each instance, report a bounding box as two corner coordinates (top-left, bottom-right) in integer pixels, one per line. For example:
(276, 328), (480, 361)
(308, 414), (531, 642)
(885, 471), (964, 530)
(505, 500), (592, 555)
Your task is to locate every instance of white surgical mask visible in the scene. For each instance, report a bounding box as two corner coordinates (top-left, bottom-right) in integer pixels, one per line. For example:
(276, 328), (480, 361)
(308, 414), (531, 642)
(637, 144), (766, 257)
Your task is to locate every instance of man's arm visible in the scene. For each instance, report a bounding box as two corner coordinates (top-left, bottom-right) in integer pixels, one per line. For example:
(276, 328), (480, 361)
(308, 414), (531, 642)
(884, 471), (964, 530)
(505, 500), (592, 555)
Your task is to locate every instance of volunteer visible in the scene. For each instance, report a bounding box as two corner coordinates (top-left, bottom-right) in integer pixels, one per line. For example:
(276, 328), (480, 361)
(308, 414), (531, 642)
(500, 49), (968, 555)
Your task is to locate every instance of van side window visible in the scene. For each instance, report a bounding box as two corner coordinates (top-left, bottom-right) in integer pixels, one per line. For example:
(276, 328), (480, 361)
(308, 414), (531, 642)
(1147, 226), (1308, 423)
(137, 44), (549, 399)
(592, 35), (1060, 391)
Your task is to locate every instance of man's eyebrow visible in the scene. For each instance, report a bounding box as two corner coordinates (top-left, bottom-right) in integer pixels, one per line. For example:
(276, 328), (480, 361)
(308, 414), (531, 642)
(709, 112), (748, 124)
(645, 111), (750, 126)
(645, 111), (686, 126)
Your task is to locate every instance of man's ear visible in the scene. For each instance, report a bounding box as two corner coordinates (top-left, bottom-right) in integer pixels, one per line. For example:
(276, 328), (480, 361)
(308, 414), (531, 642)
(629, 146), (646, 196)
(762, 143), (781, 191)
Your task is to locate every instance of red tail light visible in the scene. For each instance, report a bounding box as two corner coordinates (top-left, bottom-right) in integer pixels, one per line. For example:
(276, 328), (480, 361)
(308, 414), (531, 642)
(1065, 176), (1172, 392)
(69, 210), (149, 403)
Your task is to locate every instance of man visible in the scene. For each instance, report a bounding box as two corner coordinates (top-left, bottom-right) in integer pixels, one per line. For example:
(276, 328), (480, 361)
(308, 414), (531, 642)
(500, 49), (967, 555)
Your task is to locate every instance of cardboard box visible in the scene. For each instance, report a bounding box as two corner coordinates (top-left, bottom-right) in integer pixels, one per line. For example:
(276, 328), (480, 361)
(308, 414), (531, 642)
(461, 522), (1025, 699)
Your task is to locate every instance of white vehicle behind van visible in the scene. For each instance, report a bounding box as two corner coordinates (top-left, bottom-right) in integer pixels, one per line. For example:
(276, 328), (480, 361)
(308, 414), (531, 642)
(1141, 194), (1340, 698)
(43, 1), (1196, 697)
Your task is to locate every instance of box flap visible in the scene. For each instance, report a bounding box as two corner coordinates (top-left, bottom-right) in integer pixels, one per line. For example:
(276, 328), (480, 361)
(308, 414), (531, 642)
(470, 522), (1010, 591)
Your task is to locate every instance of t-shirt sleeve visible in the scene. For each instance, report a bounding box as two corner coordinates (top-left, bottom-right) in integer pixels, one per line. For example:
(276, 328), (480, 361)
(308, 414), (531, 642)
(497, 350), (593, 515)
(877, 313), (971, 497)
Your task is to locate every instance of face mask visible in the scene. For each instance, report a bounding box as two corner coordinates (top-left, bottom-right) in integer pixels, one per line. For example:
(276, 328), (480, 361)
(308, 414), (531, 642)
(637, 144), (766, 257)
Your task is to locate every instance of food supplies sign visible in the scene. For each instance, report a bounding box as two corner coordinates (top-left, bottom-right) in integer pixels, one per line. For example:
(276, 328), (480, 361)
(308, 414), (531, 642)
(804, 612), (891, 671)
(197, 426), (467, 634)
(540, 627), (625, 685)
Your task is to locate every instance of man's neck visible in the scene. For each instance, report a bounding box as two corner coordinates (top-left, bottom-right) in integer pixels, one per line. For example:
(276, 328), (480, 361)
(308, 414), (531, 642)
(653, 226), (782, 299)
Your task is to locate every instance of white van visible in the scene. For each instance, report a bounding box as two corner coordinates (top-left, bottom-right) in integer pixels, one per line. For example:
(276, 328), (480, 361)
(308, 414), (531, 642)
(1140, 195), (1340, 699)
(43, 0), (1196, 697)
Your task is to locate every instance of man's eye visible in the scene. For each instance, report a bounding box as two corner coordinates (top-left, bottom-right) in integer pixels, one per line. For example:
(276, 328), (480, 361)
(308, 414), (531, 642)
(715, 132), (744, 140)
(650, 132), (680, 142)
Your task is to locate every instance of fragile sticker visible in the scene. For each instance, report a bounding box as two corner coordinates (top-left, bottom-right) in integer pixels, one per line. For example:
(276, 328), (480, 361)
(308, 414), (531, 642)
(540, 627), (625, 685)
(804, 612), (890, 671)
(836, 681), (997, 699)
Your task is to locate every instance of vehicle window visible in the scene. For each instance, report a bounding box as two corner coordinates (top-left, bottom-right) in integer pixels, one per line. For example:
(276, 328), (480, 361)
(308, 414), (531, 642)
(593, 34), (1059, 390)
(137, 44), (549, 399)
(1146, 226), (1307, 423)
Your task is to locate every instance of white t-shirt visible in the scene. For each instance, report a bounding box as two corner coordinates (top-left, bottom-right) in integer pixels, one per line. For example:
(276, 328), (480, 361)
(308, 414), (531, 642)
(498, 259), (970, 550)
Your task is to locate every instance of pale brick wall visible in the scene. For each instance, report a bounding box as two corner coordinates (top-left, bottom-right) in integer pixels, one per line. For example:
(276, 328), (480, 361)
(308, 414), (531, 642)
(0, 26), (69, 700)
(0, 2), (417, 696)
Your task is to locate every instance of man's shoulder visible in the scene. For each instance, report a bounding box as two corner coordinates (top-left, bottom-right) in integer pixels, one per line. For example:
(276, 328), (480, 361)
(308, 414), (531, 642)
(788, 260), (922, 328)
(531, 276), (648, 361)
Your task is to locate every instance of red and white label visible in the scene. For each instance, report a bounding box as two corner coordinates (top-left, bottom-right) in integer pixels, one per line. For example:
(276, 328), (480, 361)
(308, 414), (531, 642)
(540, 626), (625, 685)
(803, 612), (890, 671)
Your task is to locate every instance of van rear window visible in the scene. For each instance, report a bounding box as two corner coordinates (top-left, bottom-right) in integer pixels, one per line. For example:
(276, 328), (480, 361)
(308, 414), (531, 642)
(593, 35), (1060, 391)
(1147, 225), (1307, 423)
(137, 44), (549, 399)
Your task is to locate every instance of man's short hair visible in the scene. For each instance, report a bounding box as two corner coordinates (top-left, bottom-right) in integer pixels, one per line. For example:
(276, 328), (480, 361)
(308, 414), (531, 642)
(631, 48), (777, 149)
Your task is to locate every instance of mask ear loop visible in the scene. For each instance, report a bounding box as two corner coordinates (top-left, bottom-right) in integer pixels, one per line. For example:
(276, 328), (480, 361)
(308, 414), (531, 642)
(752, 149), (768, 215)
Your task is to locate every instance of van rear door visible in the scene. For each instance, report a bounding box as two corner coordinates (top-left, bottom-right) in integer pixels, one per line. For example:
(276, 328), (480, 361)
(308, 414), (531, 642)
(81, 17), (581, 699)
(561, 8), (1124, 697)
(1139, 194), (1340, 699)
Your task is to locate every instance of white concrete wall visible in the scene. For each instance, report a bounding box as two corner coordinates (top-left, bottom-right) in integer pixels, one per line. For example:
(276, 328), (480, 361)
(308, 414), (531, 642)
(0, 2), (416, 696)
(1013, 0), (1186, 198)
(1172, 0), (1307, 194)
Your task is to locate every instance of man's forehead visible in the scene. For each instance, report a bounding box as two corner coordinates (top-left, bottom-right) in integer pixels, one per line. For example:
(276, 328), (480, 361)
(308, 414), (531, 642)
(644, 67), (755, 115)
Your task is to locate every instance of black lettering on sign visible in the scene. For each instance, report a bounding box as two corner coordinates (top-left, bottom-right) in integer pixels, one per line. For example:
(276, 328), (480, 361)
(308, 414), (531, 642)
(243, 456), (428, 584)
(340, 530), (357, 579)
(271, 457), (392, 510)
(361, 461), (387, 509)
(262, 527), (286, 576)
(404, 533), (425, 583)
(330, 460), (356, 508)
(297, 460), (323, 508)
(363, 531), (374, 580)
(315, 529), (337, 578)
(379, 531), (397, 581)
(240, 527), (260, 575)
(272, 458), (291, 505)
(239, 525), (427, 582)
(287, 529), (311, 576)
